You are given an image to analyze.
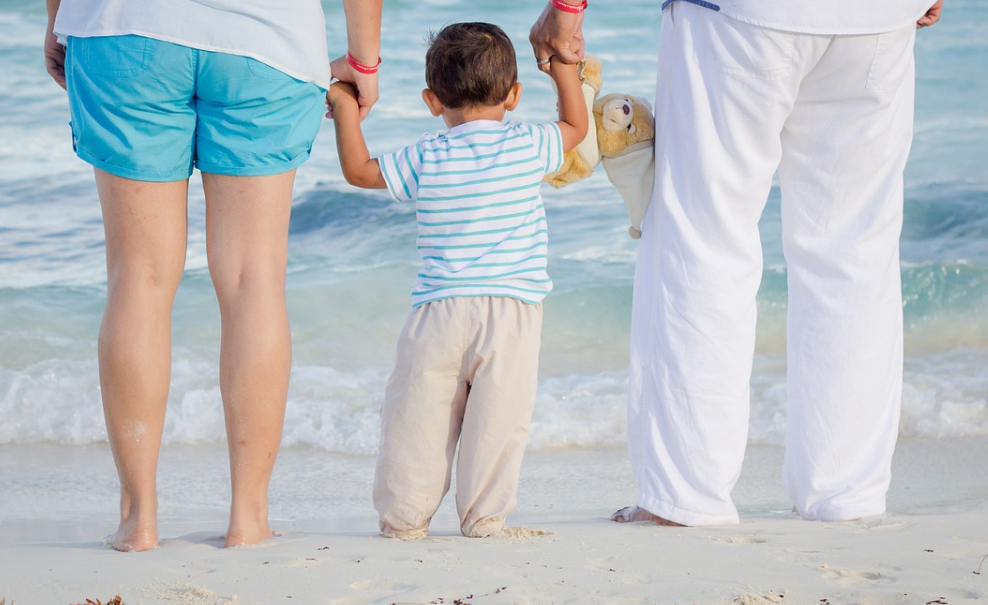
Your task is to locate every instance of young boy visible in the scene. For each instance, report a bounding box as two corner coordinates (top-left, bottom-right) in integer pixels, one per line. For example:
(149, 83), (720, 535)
(326, 21), (587, 539)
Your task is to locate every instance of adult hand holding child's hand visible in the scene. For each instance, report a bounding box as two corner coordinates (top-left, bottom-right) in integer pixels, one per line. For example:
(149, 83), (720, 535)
(329, 54), (380, 121)
(529, 0), (586, 74)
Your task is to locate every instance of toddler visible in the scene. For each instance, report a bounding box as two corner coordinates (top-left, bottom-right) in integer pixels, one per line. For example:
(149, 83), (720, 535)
(326, 21), (587, 538)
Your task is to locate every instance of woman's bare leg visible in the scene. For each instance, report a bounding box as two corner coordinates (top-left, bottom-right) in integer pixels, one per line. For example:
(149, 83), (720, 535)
(95, 168), (189, 551)
(202, 171), (294, 547)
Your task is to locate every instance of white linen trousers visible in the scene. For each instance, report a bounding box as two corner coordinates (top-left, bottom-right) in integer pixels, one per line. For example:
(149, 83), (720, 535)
(628, 2), (915, 525)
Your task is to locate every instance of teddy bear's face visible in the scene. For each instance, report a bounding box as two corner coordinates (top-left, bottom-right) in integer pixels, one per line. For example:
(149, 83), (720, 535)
(599, 97), (637, 135)
(594, 93), (655, 158)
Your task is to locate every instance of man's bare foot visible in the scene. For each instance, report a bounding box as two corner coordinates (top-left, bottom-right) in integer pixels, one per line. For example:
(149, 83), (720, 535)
(103, 520), (159, 552)
(224, 522), (275, 547)
(610, 505), (684, 526)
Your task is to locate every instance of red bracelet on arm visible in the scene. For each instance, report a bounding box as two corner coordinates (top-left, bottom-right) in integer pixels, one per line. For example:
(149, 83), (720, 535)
(346, 52), (382, 74)
(550, 0), (588, 13)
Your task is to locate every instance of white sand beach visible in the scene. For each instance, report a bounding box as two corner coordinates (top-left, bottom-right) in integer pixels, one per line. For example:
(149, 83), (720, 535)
(2, 438), (986, 605)
(2, 0), (986, 603)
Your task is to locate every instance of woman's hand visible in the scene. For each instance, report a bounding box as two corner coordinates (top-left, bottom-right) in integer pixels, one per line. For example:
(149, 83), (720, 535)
(44, 19), (67, 89)
(330, 55), (380, 121)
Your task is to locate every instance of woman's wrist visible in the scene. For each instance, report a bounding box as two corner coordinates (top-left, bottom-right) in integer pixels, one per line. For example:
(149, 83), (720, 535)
(549, 0), (588, 14)
(346, 52), (382, 74)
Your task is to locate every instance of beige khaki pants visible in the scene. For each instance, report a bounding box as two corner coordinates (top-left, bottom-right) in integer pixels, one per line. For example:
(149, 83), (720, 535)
(374, 296), (542, 538)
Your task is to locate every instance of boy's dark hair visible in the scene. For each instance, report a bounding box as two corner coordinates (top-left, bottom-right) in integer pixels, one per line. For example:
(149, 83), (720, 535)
(425, 22), (518, 110)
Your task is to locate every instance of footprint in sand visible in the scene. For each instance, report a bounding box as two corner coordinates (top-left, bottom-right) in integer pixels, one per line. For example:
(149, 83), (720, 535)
(142, 582), (238, 605)
(347, 578), (416, 592)
(286, 556), (324, 568)
(822, 566), (896, 587)
(731, 594), (786, 605)
(497, 526), (550, 538)
(715, 535), (770, 545)
(940, 535), (988, 562)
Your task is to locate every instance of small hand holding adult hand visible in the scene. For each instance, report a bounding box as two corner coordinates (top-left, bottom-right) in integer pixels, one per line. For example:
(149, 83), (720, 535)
(45, 23), (66, 89)
(325, 81), (360, 120)
(917, 0), (944, 28)
(330, 55), (380, 121)
(529, 3), (585, 74)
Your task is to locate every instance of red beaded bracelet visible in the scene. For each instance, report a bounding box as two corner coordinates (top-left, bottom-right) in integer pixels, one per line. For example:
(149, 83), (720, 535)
(550, 0), (588, 13)
(346, 52), (382, 74)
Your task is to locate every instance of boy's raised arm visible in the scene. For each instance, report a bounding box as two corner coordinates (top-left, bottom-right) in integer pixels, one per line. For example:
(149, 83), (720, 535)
(326, 82), (387, 189)
(548, 59), (588, 153)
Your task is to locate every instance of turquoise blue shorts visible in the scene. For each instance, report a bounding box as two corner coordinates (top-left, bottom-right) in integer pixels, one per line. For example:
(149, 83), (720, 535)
(65, 35), (326, 182)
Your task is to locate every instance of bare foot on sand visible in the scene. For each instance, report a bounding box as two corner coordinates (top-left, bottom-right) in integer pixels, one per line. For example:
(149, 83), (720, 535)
(225, 521), (275, 548)
(380, 525), (428, 541)
(103, 520), (159, 552)
(610, 505), (684, 526)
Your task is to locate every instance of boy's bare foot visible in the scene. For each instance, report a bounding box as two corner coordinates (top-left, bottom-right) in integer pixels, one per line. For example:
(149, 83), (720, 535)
(103, 520), (159, 552)
(610, 505), (684, 526)
(380, 526), (428, 541)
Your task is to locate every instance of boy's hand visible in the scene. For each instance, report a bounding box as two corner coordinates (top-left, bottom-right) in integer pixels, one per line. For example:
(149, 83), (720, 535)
(326, 81), (360, 119)
(546, 56), (579, 80)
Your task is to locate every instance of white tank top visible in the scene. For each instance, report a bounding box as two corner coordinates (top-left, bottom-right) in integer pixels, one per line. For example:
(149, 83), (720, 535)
(713, 0), (935, 34)
(53, 0), (332, 88)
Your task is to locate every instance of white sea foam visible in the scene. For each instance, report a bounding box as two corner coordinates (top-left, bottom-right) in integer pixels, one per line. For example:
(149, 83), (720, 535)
(3, 348), (987, 451)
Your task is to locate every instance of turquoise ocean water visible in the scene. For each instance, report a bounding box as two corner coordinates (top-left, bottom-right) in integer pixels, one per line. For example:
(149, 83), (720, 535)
(1, 0), (986, 455)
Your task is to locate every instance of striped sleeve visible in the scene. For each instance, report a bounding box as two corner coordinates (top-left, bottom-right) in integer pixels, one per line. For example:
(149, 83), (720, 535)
(378, 136), (427, 203)
(525, 122), (564, 176)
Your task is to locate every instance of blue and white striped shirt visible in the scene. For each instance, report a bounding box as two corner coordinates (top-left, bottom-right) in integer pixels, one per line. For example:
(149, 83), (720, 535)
(380, 120), (564, 307)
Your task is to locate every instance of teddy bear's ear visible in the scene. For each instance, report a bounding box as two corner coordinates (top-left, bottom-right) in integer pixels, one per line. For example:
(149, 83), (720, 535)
(593, 93), (621, 113)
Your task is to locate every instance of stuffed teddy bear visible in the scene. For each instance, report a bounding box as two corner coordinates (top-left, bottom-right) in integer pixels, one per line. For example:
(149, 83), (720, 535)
(544, 55), (602, 189)
(594, 93), (655, 239)
(544, 56), (656, 239)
